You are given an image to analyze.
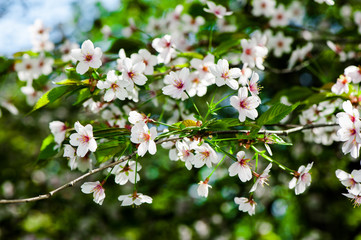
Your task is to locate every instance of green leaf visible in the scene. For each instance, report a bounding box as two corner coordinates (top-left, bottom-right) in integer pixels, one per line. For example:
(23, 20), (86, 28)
(177, 52), (203, 59)
(107, 38), (145, 54)
(249, 102), (299, 137)
(32, 86), (76, 112)
(269, 86), (313, 104)
(38, 135), (58, 161)
(257, 102), (300, 126)
(73, 88), (92, 105)
(206, 118), (240, 130)
(93, 128), (130, 138)
(95, 141), (126, 163)
(56, 79), (90, 86)
(213, 39), (241, 56)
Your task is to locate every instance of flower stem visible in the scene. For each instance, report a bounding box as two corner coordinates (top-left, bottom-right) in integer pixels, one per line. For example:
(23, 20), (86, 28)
(207, 154), (227, 179)
(185, 91), (203, 121)
(251, 145), (293, 173)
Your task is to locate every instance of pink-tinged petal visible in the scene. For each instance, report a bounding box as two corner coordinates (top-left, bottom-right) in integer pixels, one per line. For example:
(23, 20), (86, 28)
(289, 177), (297, 189)
(115, 88), (128, 100)
(77, 143), (89, 157)
(134, 62), (145, 73)
(150, 127), (158, 140)
(137, 142), (147, 156)
(76, 62), (89, 75)
(335, 169), (349, 181)
(148, 140), (157, 155)
(81, 40), (95, 55)
(93, 47), (102, 59)
(295, 183), (306, 195)
(228, 162), (241, 177)
(97, 80), (110, 89)
(133, 74), (147, 86)
(104, 89), (115, 102)
(236, 151), (245, 160)
(215, 77), (226, 87)
(239, 167), (252, 182)
(140, 195), (153, 203)
(179, 67), (190, 80)
(81, 182), (98, 194)
(238, 112), (247, 122)
(353, 170), (361, 182)
(84, 124), (93, 137)
(70, 49), (83, 61)
(123, 58), (132, 71)
(115, 174), (129, 185)
(88, 138), (97, 152)
(229, 68), (241, 78)
(226, 79), (239, 90)
(120, 196), (134, 206)
(230, 96), (240, 110)
(249, 181), (258, 192)
(238, 87), (248, 99)
(89, 59), (102, 69)
(69, 133), (81, 146)
(218, 59), (229, 73)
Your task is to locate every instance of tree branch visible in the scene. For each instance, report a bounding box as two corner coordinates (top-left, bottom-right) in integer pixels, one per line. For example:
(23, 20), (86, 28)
(0, 122), (338, 204)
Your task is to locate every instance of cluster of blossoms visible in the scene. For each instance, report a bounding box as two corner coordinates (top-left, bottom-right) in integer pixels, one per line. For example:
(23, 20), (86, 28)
(7, 0), (361, 216)
(336, 169), (361, 206)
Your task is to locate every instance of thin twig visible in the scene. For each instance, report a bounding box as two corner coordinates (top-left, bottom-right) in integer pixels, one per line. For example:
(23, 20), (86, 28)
(0, 122), (339, 204)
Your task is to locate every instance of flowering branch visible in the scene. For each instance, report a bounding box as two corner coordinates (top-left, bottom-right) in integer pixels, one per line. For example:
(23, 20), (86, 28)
(0, 122), (338, 204)
(0, 152), (137, 204)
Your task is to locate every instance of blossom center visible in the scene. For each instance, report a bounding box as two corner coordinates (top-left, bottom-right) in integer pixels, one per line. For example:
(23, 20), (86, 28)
(201, 150), (210, 158)
(202, 66), (209, 72)
(25, 64), (32, 70)
(128, 71), (135, 79)
(276, 14), (283, 20)
(239, 100), (248, 109)
(173, 79), (184, 89)
(81, 135), (90, 143)
(261, 2), (266, 8)
(111, 83), (119, 90)
(277, 41), (284, 48)
(192, 78), (200, 84)
(221, 71), (229, 79)
(245, 48), (252, 55)
(85, 54), (93, 62)
(142, 133), (151, 141)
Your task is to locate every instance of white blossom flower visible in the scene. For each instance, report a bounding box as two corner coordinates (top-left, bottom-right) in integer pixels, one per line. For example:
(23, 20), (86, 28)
(152, 35), (176, 64)
(190, 54), (215, 84)
(241, 39), (268, 70)
(15, 54), (39, 82)
(130, 49), (158, 75)
(230, 87), (260, 122)
(354, 11), (361, 34)
(269, 32), (293, 57)
(343, 191), (361, 207)
(252, 0), (276, 17)
(269, 4), (290, 27)
(210, 59), (240, 90)
(204, 1), (233, 19)
(288, 43), (313, 69)
(71, 40), (102, 75)
(314, 0), (334, 5)
(234, 197), (256, 215)
(187, 72), (209, 97)
(111, 161), (141, 185)
(162, 68), (191, 100)
(69, 121), (97, 157)
(122, 58), (147, 88)
(60, 40), (79, 62)
(63, 144), (92, 172)
(193, 143), (218, 168)
(97, 70), (130, 102)
(130, 122), (157, 157)
(345, 65), (361, 83)
(49, 121), (66, 145)
(289, 162), (313, 195)
(288, 1), (305, 25)
(239, 64), (252, 86)
(336, 100), (359, 123)
(122, 18), (137, 37)
(128, 111), (149, 125)
(116, 49), (127, 71)
(327, 41), (347, 62)
(228, 151), (252, 182)
(250, 163), (272, 192)
(197, 180), (212, 197)
(81, 181), (105, 205)
(181, 14), (205, 32)
(118, 192), (152, 206)
(336, 169), (361, 195)
(175, 140), (195, 170)
(337, 117), (361, 158)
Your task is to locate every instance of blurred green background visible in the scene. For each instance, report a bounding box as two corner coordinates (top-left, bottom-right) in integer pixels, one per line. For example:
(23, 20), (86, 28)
(1, 0), (361, 239)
